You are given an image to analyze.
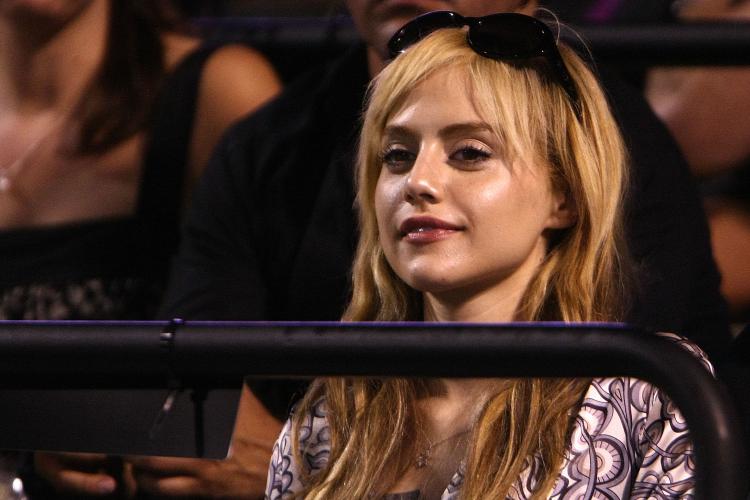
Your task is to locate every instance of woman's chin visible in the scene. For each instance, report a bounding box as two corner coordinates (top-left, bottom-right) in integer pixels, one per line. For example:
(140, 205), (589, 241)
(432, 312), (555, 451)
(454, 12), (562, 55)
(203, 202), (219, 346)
(401, 273), (461, 296)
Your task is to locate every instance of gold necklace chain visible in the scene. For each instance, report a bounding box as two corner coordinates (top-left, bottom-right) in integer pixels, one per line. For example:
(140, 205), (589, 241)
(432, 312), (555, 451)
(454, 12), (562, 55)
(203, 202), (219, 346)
(414, 428), (471, 469)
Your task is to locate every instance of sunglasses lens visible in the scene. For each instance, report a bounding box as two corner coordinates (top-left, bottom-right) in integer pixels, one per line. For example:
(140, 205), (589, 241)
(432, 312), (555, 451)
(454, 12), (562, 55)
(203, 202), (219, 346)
(470, 14), (546, 59)
(388, 11), (465, 58)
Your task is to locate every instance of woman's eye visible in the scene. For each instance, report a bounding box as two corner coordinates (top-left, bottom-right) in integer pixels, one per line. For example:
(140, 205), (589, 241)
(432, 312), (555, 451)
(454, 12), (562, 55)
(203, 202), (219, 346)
(451, 146), (491, 163)
(381, 148), (415, 170)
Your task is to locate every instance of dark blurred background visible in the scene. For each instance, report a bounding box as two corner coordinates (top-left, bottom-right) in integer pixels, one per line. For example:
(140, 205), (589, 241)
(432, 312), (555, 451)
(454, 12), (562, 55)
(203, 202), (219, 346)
(178, 0), (680, 23)
(177, 0), (689, 84)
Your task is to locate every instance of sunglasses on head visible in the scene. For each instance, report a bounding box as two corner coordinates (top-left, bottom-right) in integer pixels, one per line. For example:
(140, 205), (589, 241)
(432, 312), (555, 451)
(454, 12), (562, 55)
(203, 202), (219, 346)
(387, 11), (582, 118)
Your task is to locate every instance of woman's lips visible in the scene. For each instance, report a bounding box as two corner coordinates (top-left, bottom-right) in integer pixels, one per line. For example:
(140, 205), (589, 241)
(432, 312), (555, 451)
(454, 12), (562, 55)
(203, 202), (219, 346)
(399, 216), (462, 243)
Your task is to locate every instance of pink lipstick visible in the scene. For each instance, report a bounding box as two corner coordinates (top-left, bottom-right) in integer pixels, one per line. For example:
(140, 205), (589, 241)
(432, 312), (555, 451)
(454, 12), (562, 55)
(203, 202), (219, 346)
(399, 216), (462, 243)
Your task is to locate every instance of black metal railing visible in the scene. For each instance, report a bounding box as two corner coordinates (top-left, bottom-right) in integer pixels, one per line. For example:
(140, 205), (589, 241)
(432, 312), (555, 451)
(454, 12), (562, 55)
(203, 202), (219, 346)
(0, 321), (746, 499)
(195, 17), (750, 67)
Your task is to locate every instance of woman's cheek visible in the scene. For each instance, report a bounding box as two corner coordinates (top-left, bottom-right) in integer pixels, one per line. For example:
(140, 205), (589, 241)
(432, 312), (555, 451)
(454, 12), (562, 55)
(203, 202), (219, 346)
(375, 175), (402, 229)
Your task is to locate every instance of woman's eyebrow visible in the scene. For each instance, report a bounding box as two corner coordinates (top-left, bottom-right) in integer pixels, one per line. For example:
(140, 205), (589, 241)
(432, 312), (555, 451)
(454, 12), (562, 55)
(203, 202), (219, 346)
(382, 124), (414, 140)
(438, 122), (493, 139)
(383, 122), (493, 140)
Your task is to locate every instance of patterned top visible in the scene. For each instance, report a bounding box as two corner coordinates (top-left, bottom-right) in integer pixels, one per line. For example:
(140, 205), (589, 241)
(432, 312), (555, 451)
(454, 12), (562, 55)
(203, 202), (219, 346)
(265, 335), (711, 500)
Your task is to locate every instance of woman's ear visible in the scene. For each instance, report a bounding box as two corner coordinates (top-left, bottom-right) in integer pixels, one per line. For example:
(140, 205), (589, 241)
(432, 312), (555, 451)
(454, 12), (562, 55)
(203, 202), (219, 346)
(546, 190), (577, 229)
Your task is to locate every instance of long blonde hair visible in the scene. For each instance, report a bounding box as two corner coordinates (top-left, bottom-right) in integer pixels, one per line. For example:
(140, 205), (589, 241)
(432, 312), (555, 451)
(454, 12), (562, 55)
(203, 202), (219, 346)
(295, 28), (631, 499)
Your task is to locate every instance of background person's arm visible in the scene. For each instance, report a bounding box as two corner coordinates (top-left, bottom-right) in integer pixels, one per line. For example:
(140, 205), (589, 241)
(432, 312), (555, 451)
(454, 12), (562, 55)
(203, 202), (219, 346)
(129, 386), (282, 499)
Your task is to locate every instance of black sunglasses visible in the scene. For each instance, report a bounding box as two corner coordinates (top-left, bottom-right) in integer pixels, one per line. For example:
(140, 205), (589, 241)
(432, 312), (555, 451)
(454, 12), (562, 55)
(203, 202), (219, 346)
(388, 11), (582, 117)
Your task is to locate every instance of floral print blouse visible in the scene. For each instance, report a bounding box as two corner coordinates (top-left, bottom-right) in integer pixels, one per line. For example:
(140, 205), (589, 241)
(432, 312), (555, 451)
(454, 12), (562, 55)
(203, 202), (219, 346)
(265, 334), (711, 499)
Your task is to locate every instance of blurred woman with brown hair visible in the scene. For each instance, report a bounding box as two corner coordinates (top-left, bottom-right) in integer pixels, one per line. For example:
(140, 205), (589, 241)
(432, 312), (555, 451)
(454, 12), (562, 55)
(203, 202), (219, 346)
(0, 1), (281, 497)
(0, 0), (280, 320)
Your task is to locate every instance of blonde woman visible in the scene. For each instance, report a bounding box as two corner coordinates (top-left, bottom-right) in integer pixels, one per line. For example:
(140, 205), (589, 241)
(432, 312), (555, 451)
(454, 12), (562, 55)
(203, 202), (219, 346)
(265, 12), (708, 499)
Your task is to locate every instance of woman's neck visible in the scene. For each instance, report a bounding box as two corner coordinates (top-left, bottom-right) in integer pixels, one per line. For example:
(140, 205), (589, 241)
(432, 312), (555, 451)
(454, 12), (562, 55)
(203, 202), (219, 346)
(421, 378), (502, 433)
(423, 286), (523, 323)
(0, 1), (108, 115)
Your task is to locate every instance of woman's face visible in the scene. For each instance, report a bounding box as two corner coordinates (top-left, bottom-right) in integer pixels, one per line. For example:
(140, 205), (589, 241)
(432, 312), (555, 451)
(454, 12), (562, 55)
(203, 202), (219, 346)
(374, 67), (572, 306)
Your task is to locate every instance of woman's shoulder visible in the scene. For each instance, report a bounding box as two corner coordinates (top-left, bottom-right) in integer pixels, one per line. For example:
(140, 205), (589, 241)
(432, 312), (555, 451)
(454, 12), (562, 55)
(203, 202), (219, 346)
(562, 336), (704, 500)
(158, 35), (281, 131)
(291, 397), (331, 464)
(655, 331), (714, 374)
(162, 32), (280, 108)
(161, 33), (282, 190)
(185, 41), (281, 104)
(582, 332), (712, 416)
(266, 398), (331, 499)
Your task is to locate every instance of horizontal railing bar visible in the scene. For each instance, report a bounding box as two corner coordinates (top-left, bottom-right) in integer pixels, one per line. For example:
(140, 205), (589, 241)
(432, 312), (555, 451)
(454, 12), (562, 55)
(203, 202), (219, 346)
(0, 320), (745, 499)
(194, 17), (750, 66)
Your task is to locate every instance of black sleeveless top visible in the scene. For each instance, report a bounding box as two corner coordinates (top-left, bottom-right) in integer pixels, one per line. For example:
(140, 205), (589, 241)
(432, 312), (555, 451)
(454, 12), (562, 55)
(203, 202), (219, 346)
(0, 45), (220, 320)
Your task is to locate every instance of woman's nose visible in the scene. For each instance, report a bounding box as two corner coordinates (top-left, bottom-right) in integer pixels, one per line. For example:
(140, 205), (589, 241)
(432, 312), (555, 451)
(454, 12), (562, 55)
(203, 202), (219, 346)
(404, 150), (443, 204)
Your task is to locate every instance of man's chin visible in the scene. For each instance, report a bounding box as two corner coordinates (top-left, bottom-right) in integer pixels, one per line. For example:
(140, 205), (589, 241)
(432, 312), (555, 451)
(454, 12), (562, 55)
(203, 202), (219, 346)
(373, 0), (447, 18)
(370, 12), (429, 59)
(372, 20), (408, 53)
